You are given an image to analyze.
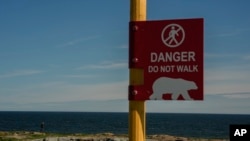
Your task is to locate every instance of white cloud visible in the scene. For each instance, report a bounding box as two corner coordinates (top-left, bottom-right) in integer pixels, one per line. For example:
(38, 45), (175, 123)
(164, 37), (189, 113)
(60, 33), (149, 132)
(205, 54), (250, 85)
(205, 53), (238, 58)
(212, 27), (250, 37)
(205, 53), (250, 62)
(216, 32), (239, 37)
(118, 44), (128, 49)
(243, 55), (250, 60)
(0, 70), (44, 79)
(219, 92), (250, 99)
(57, 35), (99, 48)
(1, 80), (128, 104)
(205, 82), (250, 96)
(77, 61), (127, 70)
(205, 69), (250, 82)
(62, 74), (97, 78)
(205, 66), (250, 98)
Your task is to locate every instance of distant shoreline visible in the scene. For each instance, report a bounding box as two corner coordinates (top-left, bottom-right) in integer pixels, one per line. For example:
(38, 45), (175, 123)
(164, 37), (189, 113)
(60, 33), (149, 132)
(0, 131), (229, 141)
(1, 112), (247, 139)
(0, 111), (249, 115)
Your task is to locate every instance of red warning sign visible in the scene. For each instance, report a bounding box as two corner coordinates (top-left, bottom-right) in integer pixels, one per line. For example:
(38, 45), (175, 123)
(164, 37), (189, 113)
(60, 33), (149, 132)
(129, 18), (204, 101)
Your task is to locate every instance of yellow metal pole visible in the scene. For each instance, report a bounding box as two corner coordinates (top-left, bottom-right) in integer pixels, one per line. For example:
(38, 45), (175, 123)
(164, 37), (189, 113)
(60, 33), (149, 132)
(129, 0), (146, 141)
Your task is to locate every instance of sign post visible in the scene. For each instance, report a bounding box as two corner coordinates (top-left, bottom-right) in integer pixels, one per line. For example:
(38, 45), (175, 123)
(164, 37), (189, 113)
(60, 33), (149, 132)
(128, 1), (203, 141)
(129, 0), (146, 141)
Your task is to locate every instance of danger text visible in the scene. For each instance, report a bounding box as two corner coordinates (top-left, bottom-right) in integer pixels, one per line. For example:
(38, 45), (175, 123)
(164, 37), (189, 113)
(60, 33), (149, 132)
(151, 51), (196, 63)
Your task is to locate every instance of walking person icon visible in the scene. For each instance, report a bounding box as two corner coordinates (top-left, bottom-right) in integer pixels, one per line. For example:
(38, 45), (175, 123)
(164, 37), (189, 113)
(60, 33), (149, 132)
(168, 26), (179, 45)
(161, 24), (185, 48)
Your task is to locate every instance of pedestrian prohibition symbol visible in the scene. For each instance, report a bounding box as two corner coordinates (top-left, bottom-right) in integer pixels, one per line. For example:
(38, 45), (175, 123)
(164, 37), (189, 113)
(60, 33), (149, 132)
(161, 24), (185, 48)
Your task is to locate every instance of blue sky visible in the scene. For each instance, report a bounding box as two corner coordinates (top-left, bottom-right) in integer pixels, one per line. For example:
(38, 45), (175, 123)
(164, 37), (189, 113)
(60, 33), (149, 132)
(0, 0), (250, 114)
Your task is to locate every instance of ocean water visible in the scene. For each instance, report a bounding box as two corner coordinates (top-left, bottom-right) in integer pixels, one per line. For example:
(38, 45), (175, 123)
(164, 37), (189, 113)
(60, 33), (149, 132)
(0, 112), (249, 139)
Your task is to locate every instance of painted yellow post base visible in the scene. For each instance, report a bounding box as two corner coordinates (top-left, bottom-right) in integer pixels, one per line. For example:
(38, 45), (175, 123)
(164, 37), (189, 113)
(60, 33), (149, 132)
(129, 68), (145, 141)
(129, 101), (145, 141)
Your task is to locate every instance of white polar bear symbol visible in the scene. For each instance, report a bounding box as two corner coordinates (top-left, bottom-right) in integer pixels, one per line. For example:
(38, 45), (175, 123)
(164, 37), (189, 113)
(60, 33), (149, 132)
(149, 77), (198, 100)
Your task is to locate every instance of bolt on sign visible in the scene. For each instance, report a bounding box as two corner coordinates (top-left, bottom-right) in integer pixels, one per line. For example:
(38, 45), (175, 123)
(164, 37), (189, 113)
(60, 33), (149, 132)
(129, 18), (204, 100)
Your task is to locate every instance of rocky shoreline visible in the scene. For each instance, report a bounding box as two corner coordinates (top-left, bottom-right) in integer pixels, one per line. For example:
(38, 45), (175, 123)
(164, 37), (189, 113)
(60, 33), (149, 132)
(0, 131), (229, 141)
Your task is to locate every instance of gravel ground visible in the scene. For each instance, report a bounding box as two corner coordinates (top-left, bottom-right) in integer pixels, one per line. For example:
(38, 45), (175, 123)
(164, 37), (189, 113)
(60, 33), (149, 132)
(0, 131), (229, 141)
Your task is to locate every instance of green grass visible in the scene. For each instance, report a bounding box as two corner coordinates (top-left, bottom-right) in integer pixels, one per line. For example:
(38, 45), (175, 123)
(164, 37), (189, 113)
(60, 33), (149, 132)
(0, 137), (19, 141)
